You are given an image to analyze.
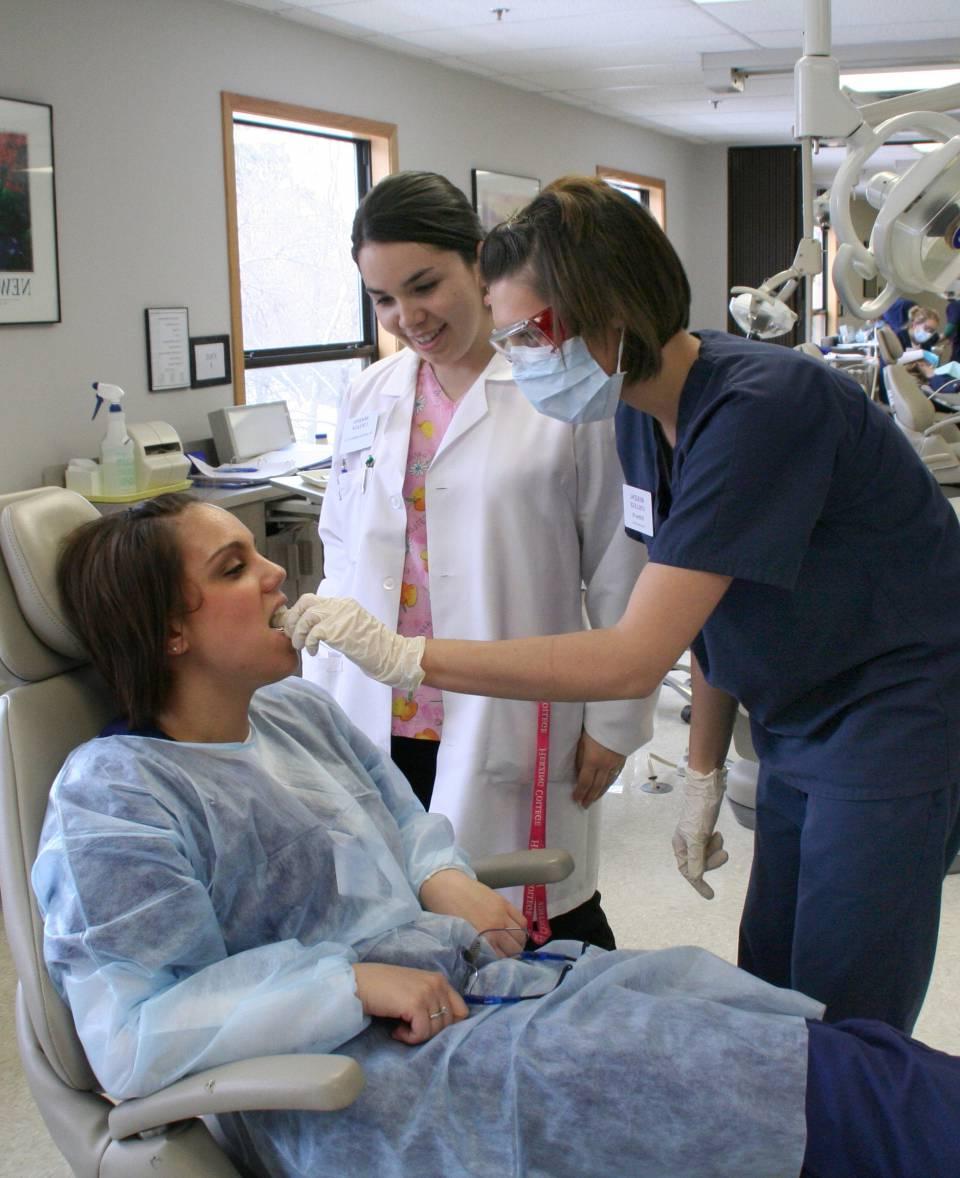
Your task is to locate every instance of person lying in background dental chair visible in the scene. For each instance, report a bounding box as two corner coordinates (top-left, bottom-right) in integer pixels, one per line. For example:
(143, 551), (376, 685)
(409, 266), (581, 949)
(34, 494), (960, 1178)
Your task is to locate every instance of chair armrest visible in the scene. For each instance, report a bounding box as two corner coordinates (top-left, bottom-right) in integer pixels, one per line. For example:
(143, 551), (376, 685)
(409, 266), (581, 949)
(107, 1054), (364, 1140)
(923, 412), (960, 436)
(471, 848), (574, 889)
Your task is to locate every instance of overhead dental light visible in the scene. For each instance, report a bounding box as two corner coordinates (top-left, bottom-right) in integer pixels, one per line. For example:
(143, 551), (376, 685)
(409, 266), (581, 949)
(728, 0), (960, 336)
(729, 238), (821, 339)
(829, 114), (960, 319)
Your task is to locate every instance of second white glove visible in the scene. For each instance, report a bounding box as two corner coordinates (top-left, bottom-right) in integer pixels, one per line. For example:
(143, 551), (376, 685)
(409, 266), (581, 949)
(279, 595), (426, 692)
(671, 766), (729, 900)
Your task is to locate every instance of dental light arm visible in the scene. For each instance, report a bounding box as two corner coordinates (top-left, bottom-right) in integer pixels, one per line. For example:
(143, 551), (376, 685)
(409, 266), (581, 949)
(829, 114), (960, 320)
(729, 237), (822, 340)
(729, 0), (960, 336)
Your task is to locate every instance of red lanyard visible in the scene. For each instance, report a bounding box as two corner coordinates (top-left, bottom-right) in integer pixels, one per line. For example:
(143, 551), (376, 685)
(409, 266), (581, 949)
(523, 701), (552, 945)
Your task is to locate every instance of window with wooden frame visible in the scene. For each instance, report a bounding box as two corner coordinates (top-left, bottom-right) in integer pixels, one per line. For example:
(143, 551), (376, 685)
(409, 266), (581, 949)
(596, 165), (666, 228)
(221, 93), (397, 443)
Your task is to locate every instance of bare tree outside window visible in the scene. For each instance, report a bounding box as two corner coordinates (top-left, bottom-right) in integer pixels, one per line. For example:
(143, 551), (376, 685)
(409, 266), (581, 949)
(222, 94), (397, 442)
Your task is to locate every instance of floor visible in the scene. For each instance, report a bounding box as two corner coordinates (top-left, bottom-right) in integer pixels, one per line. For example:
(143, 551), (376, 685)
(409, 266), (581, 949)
(1, 685), (958, 1174)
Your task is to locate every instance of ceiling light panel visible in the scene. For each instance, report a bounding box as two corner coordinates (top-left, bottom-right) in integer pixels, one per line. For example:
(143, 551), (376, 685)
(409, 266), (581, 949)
(840, 67), (960, 92)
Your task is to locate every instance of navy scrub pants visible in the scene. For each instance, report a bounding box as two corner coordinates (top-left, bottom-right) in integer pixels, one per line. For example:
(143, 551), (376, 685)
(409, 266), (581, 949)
(738, 769), (960, 1031)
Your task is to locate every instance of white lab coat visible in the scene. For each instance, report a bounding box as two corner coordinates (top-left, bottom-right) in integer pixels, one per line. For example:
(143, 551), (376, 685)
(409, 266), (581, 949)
(304, 348), (656, 915)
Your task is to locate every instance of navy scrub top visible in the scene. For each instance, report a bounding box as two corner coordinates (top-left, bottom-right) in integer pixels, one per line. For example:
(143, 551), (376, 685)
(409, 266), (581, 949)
(946, 299), (960, 364)
(616, 330), (960, 799)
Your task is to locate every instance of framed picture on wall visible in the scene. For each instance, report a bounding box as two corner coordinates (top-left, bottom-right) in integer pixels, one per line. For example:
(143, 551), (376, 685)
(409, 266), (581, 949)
(189, 333), (232, 388)
(0, 96), (60, 325)
(471, 169), (541, 231)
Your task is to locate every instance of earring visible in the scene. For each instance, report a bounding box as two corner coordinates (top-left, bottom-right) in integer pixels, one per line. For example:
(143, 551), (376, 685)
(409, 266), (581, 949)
(169, 641), (181, 655)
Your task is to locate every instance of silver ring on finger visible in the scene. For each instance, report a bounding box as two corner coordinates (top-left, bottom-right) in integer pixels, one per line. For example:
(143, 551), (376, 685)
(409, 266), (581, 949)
(428, 1006), (448, 1021)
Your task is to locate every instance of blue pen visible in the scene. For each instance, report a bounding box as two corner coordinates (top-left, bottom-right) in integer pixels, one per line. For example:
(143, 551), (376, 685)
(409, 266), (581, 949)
(219, 466), (258, 473)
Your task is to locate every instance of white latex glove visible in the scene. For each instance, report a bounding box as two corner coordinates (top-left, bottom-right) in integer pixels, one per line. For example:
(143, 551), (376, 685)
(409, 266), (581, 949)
(276, 596), (426, 692)
(671, 766), (729, 900)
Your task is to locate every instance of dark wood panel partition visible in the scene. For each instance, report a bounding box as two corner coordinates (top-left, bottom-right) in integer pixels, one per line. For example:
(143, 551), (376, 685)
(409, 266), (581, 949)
(727, 145), (803, 348)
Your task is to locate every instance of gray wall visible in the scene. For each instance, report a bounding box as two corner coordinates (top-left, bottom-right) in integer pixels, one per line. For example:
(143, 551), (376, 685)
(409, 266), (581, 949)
(0, 0), (728, 492)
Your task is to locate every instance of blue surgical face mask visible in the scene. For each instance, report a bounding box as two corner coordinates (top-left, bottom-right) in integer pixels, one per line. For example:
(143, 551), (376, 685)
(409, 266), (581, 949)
(912, 327), (933, 343)
(508, 331), (626, 425)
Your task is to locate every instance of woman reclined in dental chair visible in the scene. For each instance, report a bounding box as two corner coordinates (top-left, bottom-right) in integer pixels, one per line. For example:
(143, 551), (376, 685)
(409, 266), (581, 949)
(33, 493), (960, 1178)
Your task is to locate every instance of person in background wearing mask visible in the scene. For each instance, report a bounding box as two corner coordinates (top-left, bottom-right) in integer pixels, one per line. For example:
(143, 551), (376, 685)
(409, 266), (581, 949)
(302, 171), (655, 950)
(879, 295), (915, 335)
(282, 175), (960, 1037)
(897, 304), (942, 351)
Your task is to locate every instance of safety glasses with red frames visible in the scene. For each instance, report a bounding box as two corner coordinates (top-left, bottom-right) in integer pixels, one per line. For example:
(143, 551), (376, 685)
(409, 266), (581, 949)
(490, 307), (567, 357)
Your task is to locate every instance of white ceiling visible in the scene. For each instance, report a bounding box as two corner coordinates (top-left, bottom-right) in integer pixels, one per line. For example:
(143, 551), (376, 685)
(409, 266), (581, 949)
(222, 0), (960, 181)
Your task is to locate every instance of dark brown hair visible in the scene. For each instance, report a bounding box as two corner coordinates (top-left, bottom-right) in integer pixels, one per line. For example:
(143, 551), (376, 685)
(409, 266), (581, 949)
(480, 175), (690, 380)
(56, 493), (197, 727)
(351, 171), (484, 266)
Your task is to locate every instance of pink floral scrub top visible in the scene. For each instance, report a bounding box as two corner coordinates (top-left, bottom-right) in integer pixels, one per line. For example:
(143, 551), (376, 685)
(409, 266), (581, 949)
(391, 361), (459, 740)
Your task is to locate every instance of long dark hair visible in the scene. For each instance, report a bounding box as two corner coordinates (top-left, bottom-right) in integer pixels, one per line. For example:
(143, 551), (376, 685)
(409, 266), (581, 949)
(351, 171), (483, 265)
(480, 175), (691, 381)
(56, 493), (197, 727)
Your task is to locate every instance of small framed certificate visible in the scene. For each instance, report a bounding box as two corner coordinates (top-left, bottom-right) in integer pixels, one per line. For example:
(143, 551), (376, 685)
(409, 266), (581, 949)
(189, 333), (232, 388)
(145, 306), (190, 391)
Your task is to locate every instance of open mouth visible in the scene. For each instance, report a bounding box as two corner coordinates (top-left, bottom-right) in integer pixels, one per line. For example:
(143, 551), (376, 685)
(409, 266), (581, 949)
(409, 324), (444, 349)
(270, 605), (289, 631)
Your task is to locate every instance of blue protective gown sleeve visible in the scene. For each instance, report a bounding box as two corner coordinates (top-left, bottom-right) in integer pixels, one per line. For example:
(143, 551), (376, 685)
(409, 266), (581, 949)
(32, 677), (472, 1099)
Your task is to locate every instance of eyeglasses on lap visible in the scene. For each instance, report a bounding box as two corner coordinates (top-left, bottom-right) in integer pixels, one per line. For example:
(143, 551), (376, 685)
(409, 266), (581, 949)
(460, 927), (588, 1006)
(489, 307), (567, 358)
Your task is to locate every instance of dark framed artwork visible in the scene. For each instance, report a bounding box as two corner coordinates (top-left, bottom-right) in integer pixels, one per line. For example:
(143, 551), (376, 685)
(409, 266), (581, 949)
(189, 333), (232, 388)
(471, 169), (541, 231)
(0, 96), (60, 325)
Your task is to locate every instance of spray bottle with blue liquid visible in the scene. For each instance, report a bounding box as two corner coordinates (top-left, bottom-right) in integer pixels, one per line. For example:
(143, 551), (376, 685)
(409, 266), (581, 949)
(92, 382), (137, 497)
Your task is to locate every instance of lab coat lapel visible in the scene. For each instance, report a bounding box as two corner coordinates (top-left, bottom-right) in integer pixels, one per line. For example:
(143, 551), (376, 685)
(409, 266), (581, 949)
(377, 351), (419, 496)
(433, 354), (510, 462)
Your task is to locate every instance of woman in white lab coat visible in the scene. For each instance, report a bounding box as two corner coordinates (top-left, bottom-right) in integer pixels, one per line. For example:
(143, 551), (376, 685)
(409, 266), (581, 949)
(303, 172), (655, 947)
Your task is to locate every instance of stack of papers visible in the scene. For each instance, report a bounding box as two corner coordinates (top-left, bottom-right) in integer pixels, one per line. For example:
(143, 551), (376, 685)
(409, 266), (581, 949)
(190, 443), (332, 486)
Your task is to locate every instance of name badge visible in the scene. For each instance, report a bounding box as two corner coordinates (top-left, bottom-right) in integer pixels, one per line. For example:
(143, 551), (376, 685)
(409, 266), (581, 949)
(341, 412), (378, 454)
(623, 484), (654, 536)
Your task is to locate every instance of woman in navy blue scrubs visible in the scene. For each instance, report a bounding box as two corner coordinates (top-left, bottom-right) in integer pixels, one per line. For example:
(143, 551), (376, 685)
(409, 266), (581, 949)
(282, 176), (960, 1040)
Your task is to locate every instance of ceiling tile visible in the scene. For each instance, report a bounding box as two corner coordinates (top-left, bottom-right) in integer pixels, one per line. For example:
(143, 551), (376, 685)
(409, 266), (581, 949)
(215, 0), (960, 153)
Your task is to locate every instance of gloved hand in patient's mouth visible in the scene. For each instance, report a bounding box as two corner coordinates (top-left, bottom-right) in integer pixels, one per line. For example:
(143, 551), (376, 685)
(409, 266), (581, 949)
(280, 595), (426, 691)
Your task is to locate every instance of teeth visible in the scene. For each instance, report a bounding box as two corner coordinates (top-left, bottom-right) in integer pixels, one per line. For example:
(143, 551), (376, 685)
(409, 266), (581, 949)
(412, 327), (441, 344)
(270, 606), (289, 630)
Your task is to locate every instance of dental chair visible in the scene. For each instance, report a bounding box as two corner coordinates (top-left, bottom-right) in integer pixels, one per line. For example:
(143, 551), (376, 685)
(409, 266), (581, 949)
(884, 365), (960, 484)
(0, 486), (573, 1178)
(875, 323), (904, 367)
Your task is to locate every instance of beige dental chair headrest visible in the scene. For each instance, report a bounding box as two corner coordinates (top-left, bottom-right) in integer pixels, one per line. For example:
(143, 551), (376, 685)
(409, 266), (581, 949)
(0, 488), (99, 681)
(884, 365), (936, 433)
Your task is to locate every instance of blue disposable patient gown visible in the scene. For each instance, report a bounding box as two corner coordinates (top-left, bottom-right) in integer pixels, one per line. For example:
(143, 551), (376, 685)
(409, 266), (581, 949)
(34, 677), (822, 1178)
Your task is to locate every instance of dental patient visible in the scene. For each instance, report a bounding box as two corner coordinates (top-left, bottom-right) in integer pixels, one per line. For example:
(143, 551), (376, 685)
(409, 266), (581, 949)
(33, 493), (960, 1178)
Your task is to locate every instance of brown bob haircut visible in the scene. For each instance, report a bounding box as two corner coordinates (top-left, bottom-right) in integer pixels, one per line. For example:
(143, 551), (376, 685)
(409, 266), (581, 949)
(56, 492), (197, 728)
(480, 175), (691, 381)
